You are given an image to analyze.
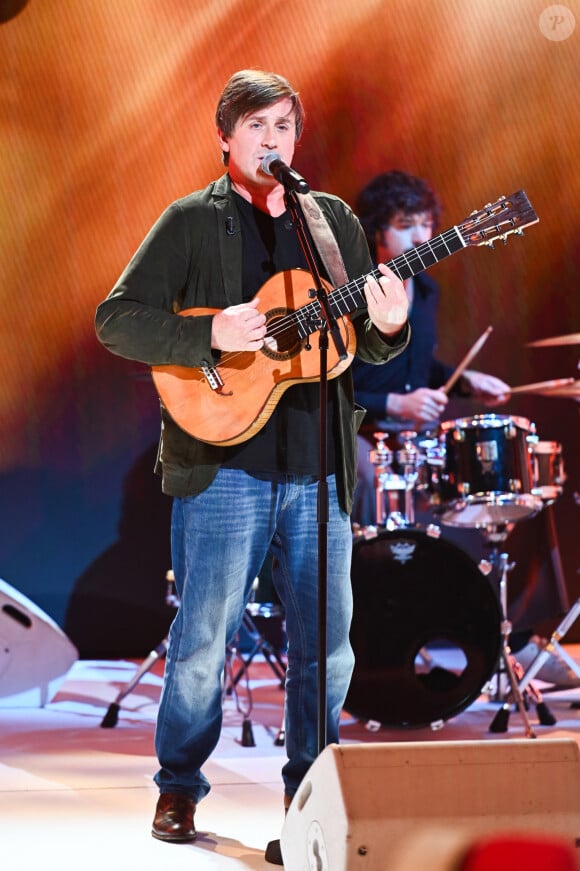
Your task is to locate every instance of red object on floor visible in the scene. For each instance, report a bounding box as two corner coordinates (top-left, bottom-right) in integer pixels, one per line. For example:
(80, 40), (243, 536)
(461, 833), (579, 871)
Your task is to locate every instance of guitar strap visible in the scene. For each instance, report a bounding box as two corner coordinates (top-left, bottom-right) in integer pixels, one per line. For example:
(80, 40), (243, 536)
(297, 193), (350, 287)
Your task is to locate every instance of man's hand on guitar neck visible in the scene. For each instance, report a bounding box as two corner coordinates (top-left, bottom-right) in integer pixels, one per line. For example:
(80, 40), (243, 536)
(211, 297), (267, 352)
(363, 262), (409, 338)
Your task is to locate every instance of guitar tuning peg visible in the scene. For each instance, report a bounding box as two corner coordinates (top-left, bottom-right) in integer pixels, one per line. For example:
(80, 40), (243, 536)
(485, 240), (495, 249)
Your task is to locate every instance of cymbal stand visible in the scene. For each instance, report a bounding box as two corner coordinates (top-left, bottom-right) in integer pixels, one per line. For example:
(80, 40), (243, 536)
(518, 500), (580, 694)
(101, 570), (286, 733)
(485, 546), (537, 737)
(483, 534), (554, 734)
(518, 598), (580, 694)
(226, 607), (287, 691)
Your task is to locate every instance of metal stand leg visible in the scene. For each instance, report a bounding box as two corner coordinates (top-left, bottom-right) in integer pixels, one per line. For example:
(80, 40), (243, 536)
(225, 608), (287, 748)
(101, 570), (288, 738)
(227, 611), (286, 691)
(489, 554), (538, 738)
(519, 598), (580, 693)
(100, 638), (168, 728)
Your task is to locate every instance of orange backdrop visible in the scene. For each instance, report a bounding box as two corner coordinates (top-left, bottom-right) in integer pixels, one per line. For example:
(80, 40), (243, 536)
(0, 0), (578, 652)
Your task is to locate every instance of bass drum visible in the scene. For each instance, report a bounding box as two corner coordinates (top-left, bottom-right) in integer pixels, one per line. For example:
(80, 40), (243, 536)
(346, 528), (501, 729)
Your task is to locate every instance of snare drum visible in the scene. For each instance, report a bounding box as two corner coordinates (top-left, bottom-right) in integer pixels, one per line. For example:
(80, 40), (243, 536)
(346, 527), (501, 728)
(530, 440), (566, 504)
(438, 414), (542, 528)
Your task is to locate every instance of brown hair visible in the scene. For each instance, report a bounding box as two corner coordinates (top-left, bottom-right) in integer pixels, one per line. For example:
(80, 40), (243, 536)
(215, 69), (305, 164)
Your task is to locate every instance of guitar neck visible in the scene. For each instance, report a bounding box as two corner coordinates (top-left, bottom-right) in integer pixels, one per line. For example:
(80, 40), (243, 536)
(330, 225), (465, 319)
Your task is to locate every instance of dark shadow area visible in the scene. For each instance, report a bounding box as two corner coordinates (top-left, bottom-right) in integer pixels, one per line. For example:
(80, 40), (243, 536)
(64, 443), (175, 658)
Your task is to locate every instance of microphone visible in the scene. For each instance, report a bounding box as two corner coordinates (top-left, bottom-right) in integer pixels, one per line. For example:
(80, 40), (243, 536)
(261, 152), (310, 194)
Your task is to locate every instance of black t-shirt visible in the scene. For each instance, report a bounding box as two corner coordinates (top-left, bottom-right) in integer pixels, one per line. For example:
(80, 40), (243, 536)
(222, 192), (336, 475)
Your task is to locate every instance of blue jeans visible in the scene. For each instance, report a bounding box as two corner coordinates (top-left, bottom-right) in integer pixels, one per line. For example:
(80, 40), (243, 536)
(153, 468), (354, 802)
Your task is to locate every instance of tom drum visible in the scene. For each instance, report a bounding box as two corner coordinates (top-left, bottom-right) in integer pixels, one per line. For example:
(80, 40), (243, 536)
(438, 414), (542, 527)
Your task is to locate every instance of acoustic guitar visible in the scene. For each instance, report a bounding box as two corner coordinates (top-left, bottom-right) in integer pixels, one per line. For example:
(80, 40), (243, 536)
(152, 190), (538, 446)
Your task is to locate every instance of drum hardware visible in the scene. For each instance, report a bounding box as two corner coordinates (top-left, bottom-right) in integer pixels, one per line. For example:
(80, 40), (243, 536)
(101, 569), (287, 737)
(517, 480), (580, 697)
(224, 602), (286, 748)
(357, 424), (566, 733)
(369, 430), (430, 528)
(219, 571), (286, 749)
(483, 549), (535, 736)
(396, 431), (423, 526)
(518, 599), (580, 699)
(227, 604), (286, 692)
(369, 431), (406, 526)
(480, 531), (556, 734)
(438, 414), (543, 528)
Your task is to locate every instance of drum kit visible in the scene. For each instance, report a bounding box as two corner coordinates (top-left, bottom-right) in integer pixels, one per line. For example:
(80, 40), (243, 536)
(347, 332), (579, 735)
(106, 334), (578, 739)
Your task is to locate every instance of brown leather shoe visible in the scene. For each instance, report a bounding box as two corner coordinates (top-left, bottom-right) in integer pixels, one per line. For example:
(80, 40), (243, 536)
(151, 793), (197, 843)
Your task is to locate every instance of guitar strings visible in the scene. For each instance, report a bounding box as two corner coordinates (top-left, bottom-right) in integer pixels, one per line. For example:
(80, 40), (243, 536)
(212, 226), (465, 370)
(183, 200), (524, 378)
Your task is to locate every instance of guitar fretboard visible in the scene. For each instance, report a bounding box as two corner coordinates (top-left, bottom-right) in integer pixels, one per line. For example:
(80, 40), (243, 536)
(293, 225), (465, 339)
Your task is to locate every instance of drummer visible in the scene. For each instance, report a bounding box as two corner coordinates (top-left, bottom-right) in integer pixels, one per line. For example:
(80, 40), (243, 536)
(351, 170), (579, 690)
(351, 170), (509, 526)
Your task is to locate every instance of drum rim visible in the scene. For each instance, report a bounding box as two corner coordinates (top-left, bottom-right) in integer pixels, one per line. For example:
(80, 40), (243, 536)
(440, 492), (543, 527)
(531, 440), (562, 453)
(440, 413), (532, 432)
(445, 492), (542, 505)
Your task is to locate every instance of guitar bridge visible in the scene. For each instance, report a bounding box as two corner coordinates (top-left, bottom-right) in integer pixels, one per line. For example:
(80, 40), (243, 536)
(201, 360), (225, 391)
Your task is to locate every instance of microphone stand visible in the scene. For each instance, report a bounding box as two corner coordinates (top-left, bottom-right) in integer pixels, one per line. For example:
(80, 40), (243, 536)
(283, 185), (348, 754)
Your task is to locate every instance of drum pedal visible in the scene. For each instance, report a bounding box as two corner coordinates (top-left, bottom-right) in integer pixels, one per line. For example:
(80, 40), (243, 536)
(490, 665), (556, 733)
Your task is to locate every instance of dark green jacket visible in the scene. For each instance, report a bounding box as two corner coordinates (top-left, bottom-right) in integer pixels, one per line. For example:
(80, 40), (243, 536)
(95, 174), (409, 513)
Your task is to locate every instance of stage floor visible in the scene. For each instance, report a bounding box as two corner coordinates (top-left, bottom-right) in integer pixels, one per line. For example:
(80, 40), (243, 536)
(2, 649), (580, 870)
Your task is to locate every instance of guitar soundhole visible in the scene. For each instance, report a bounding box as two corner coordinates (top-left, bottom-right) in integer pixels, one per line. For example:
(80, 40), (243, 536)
(262, 308), (303, 360)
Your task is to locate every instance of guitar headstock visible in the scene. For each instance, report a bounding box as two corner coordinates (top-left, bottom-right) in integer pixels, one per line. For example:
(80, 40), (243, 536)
(458, 191), (539, 247)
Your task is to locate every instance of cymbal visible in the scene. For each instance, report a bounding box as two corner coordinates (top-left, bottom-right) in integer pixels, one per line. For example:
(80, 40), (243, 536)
(527, 333), (580, 348)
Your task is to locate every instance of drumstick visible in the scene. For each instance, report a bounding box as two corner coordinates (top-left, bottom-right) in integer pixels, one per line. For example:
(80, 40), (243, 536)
(442, 326), (493, 395)
(507, 377), (575, 395)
